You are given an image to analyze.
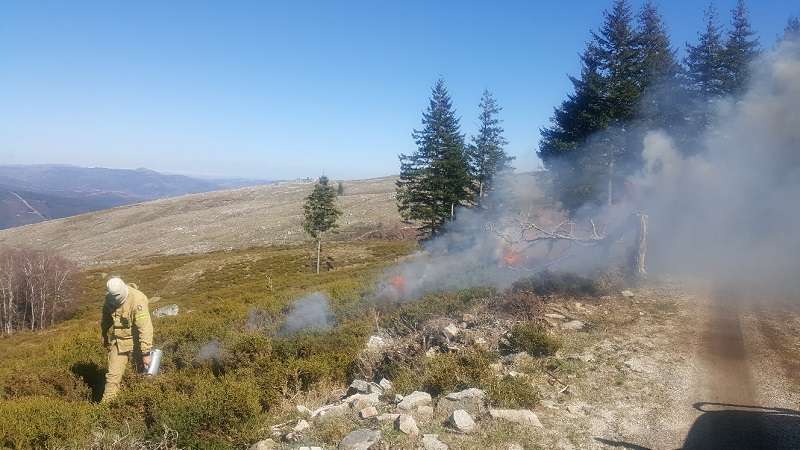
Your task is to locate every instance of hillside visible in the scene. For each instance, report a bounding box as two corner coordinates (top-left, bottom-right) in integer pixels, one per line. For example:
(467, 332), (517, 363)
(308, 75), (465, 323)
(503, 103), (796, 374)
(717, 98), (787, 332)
(0, 165), (269, 230)
(0, 176), (403, 265)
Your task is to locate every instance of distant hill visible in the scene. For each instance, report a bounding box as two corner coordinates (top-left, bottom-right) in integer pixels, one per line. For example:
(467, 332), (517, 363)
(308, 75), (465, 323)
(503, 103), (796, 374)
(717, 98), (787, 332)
(0, 165), (270, 229)
(0, 176), (403, 265)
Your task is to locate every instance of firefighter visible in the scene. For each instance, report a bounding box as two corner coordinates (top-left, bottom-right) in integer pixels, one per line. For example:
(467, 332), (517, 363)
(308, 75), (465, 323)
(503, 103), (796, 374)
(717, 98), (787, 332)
(100, 277), (153, 402)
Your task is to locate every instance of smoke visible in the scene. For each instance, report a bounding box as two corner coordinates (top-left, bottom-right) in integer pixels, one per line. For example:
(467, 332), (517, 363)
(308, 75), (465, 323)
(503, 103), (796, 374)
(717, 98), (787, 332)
(377, 38), (800, 302)
(279, 291), (336, 336)
(196, 339), (224, 364)
(637, 39), (800, 293)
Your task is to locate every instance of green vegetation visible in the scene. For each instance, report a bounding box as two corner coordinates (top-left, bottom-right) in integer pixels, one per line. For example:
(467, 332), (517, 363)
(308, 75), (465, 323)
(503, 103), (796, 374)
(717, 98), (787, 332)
(0, 241), (413, 449)
(302, 175), (342, 274)
(512, 270), (604, 297)
(504, 323), (562, 357)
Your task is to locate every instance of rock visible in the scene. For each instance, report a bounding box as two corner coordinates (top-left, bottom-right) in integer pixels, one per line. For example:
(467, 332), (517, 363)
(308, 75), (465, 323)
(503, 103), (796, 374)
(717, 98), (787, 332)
(366, 335), (388, 351)
(378, 378), (393, 391)
(313, 402), (350, 419)
(415, 405), (434, 421)
(148, 296), (162, 303)
(376, 413), (400, 422)
(153, 304), (179, 318)
(544, 313), (566, 320)
(621, 290), (635, 298)
(489, 409), (543, 428)
(349, 379), (371, 394)
(349, 392), (381, 410)
(339, 428), (382, 450)
(296, 404), (312, 416)
(395, 414), (419, 436)
(561, 320), (585, 331)
(624, 356), (657, 374)
(422, 434), (449, 450)
(397, 391), (432, 410)
(449, 409), (476, 433)
(360, 406), (378, 419)
(293, 419), (311, 432)
(436, 388), (487, 417)
(472, 336), (488, 348)
(443, 323), (459, 339)
(367, 382), (384, 395)
(394, 393), (404, 403)
(425, 347), (438, 357)
(299, 447), (323, 450)
(249, 439), (278, 450)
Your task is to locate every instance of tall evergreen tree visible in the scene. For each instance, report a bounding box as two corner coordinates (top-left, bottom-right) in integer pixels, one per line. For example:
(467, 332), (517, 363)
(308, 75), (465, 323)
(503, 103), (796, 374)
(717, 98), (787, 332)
(685, 4), (727, 97)
(302, 176), (341, 274)
(783, 16), (800, 42)
(722, 0), (759, 94)
(466, 90), (514, 200)
(539, 46), (610, 212)
(636, 1), (679, 87)
(397, 79), (472, 235)
(594, 0), (641, 123)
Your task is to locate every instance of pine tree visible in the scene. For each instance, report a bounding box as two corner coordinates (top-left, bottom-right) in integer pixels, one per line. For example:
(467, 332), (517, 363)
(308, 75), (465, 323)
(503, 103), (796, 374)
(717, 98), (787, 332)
(636, 1), (679, 87)
(593, 0), (641, 122)
(397, 79), (472, 235)
(538, 46), (611, 212)
(784, 16), (800, 42)
(466, 90), (514, 200)
(337, 181), (344, 196)
(302, 176), (341, 274)
(722, 0), (759, 95)
(685, 4), (727, 97)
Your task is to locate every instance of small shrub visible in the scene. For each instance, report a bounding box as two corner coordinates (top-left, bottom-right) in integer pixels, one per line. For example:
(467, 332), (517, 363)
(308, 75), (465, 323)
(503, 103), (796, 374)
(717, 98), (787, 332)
(0, 397), (95, 449)
(505, 323), (561, 357)
(393, 349), (495, 396)
(486, 375), (540, 408)
(512, 270), (602, 297)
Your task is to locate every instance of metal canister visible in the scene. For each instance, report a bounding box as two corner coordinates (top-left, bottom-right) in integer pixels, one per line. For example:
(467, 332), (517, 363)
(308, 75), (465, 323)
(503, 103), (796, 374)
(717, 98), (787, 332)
(146, 348), (163, 376)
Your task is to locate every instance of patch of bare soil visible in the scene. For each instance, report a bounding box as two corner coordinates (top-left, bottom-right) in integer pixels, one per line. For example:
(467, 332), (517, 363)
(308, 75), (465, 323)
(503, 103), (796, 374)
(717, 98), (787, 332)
(535, 283), (800, 450)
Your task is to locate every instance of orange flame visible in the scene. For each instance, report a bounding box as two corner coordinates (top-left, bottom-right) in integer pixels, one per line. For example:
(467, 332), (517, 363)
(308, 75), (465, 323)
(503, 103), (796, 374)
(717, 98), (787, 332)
(501, 248), (523, 267)
(390, 275), (407, 294)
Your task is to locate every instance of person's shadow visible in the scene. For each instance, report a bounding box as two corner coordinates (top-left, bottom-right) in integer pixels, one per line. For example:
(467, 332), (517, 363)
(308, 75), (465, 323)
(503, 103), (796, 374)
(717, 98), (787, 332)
(71, 362), (105, 403)
(682, 402), (800, 450)
(594, 402), (800, 450)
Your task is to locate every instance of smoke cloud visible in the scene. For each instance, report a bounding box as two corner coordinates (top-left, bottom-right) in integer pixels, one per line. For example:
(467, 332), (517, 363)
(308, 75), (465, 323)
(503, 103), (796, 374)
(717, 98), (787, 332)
(377, 38), (800, 302)
(279, 291), (336, 336)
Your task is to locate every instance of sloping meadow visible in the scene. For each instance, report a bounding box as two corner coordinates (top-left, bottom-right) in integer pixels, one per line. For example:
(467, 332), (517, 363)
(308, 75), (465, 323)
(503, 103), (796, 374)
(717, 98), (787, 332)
(0, 241), (413, 449)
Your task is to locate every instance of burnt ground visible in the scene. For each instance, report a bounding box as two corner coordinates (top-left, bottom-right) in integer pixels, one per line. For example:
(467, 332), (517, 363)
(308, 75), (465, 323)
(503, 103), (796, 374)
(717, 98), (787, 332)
(518, 281), (800, 450)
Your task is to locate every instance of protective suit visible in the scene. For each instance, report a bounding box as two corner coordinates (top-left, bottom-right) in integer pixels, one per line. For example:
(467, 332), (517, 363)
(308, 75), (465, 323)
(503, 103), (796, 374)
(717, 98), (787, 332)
(100, 278), (153, 402)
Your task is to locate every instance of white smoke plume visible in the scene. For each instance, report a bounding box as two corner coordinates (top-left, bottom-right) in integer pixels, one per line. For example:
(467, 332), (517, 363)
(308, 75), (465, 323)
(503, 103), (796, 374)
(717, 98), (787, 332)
(279, 292), (336, 336)
(376, 38), (800, 302)
(196, 339), (223, 363)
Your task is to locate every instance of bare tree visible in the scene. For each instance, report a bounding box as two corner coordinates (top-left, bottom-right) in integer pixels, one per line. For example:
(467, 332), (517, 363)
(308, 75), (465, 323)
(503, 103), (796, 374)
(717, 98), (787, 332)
(0, 247), (78, 335)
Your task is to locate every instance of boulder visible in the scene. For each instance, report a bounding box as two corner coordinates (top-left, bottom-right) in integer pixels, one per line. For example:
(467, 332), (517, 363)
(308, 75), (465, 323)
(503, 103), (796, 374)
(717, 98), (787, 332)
(366, 335), (389, 351)
(376, 413), (400, 422)
(349, 379), (371, 394)
(395, 414), (419, 436)
(249, 439), (278, 450)
(339, 429), (382, 450)
(621, 290), (635, 298)
(367, 382), (384, 395)
(359, 406), (378, 419)
(415, 405), (434, 421)
(422, 434), (449, 450)
(378, 378), (393, 391)
(153, 304), (179, 318)
(296, 404), (312, 416)
(397, 391), (432, 410)
(436, 388), (486, 417)
(313, 402), (350, 419)
(443, 323), (459, 339)
(449, 409), (476, 433)
(293, 419), (310, 432)
(489, 409), (543, 428)
(561, 320), (585, 331)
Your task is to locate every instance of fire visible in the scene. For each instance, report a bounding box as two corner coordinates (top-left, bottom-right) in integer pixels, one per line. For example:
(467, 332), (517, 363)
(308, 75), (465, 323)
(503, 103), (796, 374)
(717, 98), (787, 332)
(501, 247), (523, 267)
(390, 275), (407, 293)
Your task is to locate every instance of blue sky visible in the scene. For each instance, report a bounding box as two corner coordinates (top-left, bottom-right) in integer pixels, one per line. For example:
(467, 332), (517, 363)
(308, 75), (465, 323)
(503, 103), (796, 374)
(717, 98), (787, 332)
(0, 1), (795, 180)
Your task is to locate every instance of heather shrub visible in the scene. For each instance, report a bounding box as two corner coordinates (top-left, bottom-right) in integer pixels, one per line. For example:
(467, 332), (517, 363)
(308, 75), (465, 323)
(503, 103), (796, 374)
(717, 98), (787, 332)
(505, 322), (562, 356)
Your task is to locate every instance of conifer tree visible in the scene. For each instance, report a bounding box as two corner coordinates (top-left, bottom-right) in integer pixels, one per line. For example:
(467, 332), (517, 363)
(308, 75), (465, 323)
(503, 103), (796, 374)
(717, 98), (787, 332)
(722, 0), (759, 95)
(302, 176), (341, 274)
(466, 90), (514, 200)
(783, 17), (800, 42)
(636, 1), (679, 87)
(685, 4), (727, 97)
(397, 79), (471, 235)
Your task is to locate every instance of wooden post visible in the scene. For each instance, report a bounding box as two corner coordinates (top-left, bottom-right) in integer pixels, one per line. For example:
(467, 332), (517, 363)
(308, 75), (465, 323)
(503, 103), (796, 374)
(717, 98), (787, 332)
(316, 239), (321, 275)
(634, 214), (648, 277)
